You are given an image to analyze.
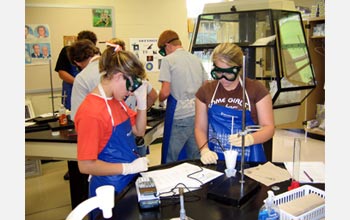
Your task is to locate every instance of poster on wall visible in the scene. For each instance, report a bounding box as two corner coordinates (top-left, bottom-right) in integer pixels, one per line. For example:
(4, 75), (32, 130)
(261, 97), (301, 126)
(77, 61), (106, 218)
(92, 8), (112, 27)
(129, 38), (162, 72)
(63, 36), (77, 46)
(25, 24), (52, 65)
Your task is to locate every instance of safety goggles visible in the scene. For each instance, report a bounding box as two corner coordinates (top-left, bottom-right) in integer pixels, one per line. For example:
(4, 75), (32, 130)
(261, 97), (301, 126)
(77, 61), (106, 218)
(210, 64), (241, 81)
(124, 74), (142, 92)
(158, 37), (179, 57)
(158, 46), (166, 57)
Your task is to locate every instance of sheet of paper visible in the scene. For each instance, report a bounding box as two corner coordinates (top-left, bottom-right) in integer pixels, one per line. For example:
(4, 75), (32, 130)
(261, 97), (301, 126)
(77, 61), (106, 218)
(243, 161), (291, 186)
(284, 161), (325, 183)
(140, 162), (223, 196)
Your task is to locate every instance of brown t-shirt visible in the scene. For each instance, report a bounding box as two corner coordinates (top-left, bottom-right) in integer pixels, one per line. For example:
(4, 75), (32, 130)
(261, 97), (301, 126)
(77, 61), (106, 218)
(195, 79), (269, 124)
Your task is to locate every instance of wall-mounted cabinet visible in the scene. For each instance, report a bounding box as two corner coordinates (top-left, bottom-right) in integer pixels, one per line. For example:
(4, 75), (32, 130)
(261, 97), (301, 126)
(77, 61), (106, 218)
(190, 9), (318, 124)
(305, 16), (325, 120)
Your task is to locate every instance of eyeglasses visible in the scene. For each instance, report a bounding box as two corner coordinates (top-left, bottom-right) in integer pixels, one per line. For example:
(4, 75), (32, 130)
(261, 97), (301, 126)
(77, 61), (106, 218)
(210, 64), (241, 81)
(123, 74), (143, 92)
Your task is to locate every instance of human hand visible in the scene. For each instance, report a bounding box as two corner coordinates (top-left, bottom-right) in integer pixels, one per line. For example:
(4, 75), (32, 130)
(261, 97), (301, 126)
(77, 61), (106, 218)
(133, 82), (148, 110)
(122, 157), (149, 175)
(228, 134), (254, 147)
(200, 148), (218, 165)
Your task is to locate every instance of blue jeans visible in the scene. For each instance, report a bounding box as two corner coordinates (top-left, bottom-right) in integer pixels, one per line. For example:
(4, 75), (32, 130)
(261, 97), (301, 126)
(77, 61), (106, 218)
(166, 116), (200, 163)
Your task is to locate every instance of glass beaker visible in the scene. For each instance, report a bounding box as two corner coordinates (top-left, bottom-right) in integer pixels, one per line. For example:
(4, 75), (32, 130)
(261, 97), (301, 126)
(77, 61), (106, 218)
(292, 138), (301, 182)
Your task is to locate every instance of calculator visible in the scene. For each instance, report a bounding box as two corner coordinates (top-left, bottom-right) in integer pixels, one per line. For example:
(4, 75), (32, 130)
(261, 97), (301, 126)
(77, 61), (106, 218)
(135, 176), (160, 209)
(136, 177), (157, 196)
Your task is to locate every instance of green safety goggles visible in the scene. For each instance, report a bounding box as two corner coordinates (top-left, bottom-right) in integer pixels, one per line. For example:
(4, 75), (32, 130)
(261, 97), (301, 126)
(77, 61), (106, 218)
(158, 37), (179, 57)
(124, 74), (142, 92)
(158, 47), (166, 57)
(210, 64), (241, 81)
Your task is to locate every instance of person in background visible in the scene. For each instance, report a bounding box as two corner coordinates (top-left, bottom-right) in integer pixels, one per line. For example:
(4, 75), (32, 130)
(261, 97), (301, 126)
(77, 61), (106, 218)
(55, 30), (97, 111)
(31, 44), (43, 58)
(42, 45), (51, 59)
(157, 29), (208, 164)
(55, 30), (98, 181)
(74, 48), (149, 220)
(68, 38), (101, 121)
(67, 39), (100, 72)
(195, 43), (275, 165)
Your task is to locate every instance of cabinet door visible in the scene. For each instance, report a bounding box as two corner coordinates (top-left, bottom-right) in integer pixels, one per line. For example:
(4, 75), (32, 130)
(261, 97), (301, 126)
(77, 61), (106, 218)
(305, 17), (325, 121)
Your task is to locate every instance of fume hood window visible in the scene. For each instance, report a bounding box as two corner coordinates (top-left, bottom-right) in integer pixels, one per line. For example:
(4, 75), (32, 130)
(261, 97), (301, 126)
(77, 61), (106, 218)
(190, 9), (316, 109)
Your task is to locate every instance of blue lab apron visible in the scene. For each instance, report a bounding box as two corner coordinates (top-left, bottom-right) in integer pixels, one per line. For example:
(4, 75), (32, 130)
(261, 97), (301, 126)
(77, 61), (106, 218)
(208, 82), (266, 162)
(62, 65), (79, 110)
(161, 94), (187, 164)
(89, 85), (138, 220)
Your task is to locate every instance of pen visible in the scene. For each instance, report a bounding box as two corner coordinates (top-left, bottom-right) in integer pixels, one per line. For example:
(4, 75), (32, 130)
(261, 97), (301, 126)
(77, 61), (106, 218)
(303, 170), (314, 182)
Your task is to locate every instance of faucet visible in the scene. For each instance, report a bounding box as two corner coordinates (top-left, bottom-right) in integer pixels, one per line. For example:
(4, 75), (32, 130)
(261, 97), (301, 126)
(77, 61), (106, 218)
(66, 185), (115, 220)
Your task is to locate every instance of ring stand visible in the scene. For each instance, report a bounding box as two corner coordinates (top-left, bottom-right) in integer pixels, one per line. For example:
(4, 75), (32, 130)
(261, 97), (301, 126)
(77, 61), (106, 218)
(207, 171), (260, 207)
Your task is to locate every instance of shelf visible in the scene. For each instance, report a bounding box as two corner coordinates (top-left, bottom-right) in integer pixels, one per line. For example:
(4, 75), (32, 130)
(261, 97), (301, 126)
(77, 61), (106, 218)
(305, 128), (325, 141)
(310, 36), (325, 39)
(307, 15), (325, 118)
(307, 16), (325, 22)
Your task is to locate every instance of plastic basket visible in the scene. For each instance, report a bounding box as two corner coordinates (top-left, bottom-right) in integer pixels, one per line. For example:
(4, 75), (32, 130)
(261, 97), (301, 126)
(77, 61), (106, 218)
(273, 185), (325, 220)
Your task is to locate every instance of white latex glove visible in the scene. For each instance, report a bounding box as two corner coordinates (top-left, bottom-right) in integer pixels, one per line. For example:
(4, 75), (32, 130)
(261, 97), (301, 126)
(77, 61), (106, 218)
(228, 134), (254, 147)
(133, 81), (148, 110)
(200, 148), (218, 165)
(122, 157), (149, 175)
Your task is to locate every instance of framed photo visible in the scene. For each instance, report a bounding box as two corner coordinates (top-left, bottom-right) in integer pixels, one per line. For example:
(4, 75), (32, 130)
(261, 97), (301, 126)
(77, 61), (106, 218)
(92, 8), (112, 27)
(63, 36), (77, 46)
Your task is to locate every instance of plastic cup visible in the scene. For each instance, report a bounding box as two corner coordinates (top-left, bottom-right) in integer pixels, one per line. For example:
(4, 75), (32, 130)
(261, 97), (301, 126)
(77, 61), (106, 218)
(224, 150), (238, 170)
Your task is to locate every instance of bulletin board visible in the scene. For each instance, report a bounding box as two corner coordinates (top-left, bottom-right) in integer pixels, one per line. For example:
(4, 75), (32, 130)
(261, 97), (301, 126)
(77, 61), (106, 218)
(25, 5), (115, 93)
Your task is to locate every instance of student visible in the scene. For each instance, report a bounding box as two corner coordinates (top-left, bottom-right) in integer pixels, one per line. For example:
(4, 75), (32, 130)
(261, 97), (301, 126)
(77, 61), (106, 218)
(195, 43), (275, 164)
(69, 38), (107, 121)
(74, 48), (149, 220)
(31, 44), (43, 58)
(67, 39), (100, 71)
(157, 29), (208, 163)
(55, 30), (97, 111)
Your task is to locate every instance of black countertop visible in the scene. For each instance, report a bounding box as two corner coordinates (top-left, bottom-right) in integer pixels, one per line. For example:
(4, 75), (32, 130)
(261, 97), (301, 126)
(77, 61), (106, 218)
(97, 160), (324, 220)
(25, 107), (166, 143)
